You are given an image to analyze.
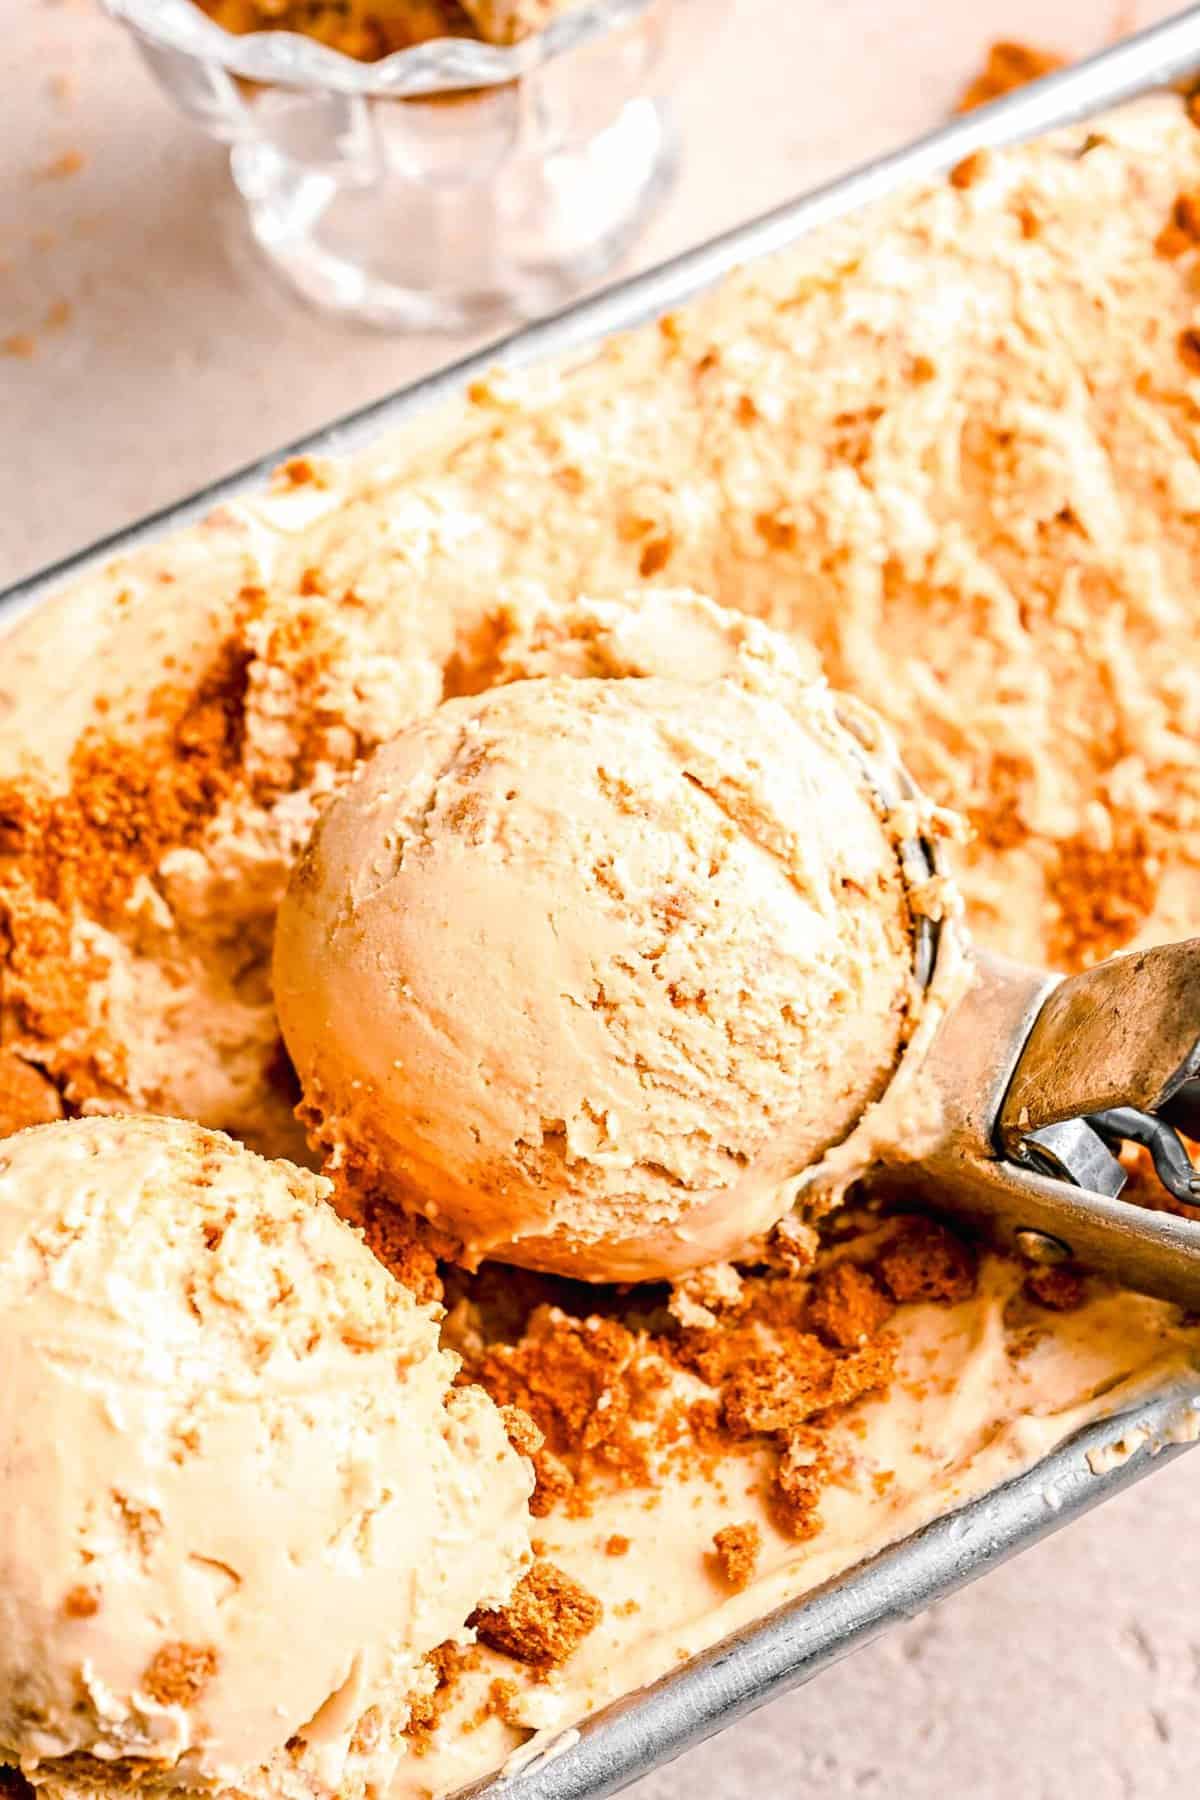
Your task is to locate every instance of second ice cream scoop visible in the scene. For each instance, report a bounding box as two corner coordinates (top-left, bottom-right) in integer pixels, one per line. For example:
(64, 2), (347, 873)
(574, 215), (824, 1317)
(0, 1115), (532, 1799)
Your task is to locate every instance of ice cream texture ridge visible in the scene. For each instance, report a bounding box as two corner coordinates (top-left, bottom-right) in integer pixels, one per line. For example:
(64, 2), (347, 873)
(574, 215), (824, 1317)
(3, 88), (1200, 1799)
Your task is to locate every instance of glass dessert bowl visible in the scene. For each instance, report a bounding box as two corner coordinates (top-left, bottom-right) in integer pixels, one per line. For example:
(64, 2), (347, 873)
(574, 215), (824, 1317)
(104, 0), (722, 330)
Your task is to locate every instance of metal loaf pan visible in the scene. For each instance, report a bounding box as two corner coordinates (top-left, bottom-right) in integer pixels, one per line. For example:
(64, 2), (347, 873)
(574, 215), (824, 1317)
(5, 13), (1200, 1796)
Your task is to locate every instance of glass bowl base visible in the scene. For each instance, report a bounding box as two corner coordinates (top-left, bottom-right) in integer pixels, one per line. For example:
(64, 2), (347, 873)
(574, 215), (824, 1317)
(231, 96), (677, 332)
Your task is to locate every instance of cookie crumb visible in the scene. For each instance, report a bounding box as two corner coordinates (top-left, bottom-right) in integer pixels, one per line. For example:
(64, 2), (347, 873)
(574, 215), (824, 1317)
(807, 1261), (895, 1349)
(471, 1560), (601, 1669)
(1048, 822), (1160, 971)
(275, 456), (329, 489)
(403, 1642), (481, 1754)
(500, 1404), (543, 1460)
(142, 1643), (219, 1707)
(876, 1219), (976, 1306)
(62, 1586), (100, 1620)
(0, 1052), (63, 1137)
(1024, 1265), (1087, 1312)
(949, 151), (990, 190)
(530, 1446), (575, 1519)
(722, 1331), (894, 1438)
(35, 149), (85, 181)
(956, 41), (1064, 113)
(710, 1522), (760, 1591)
(773, 1431), (829, 1540)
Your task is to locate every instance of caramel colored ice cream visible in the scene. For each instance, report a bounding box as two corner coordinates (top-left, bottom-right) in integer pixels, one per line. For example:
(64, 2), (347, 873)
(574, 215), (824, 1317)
(2, 90), (1200, 1800)
(275, 593), (935, 1281)
(6, 97), (1200, 1163)
(0, 1116), (532, 1799)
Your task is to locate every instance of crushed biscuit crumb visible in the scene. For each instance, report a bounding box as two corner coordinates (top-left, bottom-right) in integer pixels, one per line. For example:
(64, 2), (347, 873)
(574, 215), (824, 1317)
(773, 1429), (830, 1540)
(500, 1404), (544, 1460)
(710, 1522), (761, 1591)
(949, 151), (990, 190)
(35, 149), (85, 180)
(956, 40), (1065, 113)
(477, 1308), (649, 1495)
(875, 1219), (977, 1306)
(807, 1261), (895, 1350)
(1048, 823), (1160, 971)
(471, 1560), (602, 1669)
(404, 1642), (482, 1754)
(142, 1642), (219, 1707)
(0, 1051), (63, 1137)
(61, 1585), (100, 1620)
(348, 1196), (445, 1305)
(722, 1332), (894, 1437)
(1025, 1265), (1088, 1312)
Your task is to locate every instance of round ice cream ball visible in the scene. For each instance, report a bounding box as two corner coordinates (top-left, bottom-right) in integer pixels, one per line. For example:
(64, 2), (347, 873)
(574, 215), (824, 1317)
(275, 650), (921, 1283)
(0, 1115), (532, 1799)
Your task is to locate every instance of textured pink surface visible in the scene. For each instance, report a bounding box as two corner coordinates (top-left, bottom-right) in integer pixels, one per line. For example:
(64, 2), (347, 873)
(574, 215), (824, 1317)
(1, 1), (1193, 1792)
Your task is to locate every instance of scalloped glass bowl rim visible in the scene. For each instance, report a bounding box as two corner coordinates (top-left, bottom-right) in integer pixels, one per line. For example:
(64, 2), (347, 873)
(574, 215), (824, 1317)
(104, 0), (660, 96)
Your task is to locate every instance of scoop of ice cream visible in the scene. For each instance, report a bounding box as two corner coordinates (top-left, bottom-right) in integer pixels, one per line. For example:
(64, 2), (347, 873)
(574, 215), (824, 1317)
(275, 592), (926, 1283)
(0, 1115), (532, 1798)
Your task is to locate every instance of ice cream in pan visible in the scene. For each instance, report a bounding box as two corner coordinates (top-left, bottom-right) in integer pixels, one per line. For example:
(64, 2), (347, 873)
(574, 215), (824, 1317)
(273, 592), (949, 1285)
(4, 90), (1200, 1799)
(274, 589), (1200, 1301)
(0, 1114), (534, 1798)
(0, 595), (953, 1798)
(4, 590), (1199, 1800)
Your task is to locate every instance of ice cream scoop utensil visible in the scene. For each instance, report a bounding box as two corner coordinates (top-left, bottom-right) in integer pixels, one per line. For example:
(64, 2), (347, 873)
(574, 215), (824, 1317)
(882, 937), (1200, 1308)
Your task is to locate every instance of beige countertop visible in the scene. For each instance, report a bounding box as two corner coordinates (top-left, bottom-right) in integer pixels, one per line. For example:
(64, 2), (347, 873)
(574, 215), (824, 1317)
(2, 0), (1196, 1793)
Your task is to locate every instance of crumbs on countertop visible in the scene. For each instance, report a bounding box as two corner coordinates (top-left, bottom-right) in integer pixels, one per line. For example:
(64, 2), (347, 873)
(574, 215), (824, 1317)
(34, 148), (85, 180)
(955, 40), (1065, 113)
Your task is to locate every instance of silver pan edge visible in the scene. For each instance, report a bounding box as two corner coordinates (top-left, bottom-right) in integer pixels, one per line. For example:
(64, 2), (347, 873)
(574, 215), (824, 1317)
(462, 1377), (1200, 1799)
(5, 13), (1200, 1795)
